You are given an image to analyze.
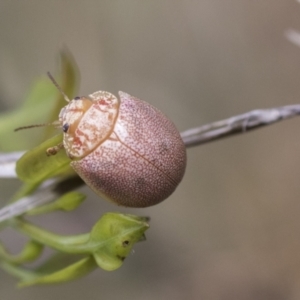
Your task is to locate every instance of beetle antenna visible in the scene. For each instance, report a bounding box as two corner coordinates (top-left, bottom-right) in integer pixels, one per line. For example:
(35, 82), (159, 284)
(47, 71), (70, 102)
(14, 121), (61, 132)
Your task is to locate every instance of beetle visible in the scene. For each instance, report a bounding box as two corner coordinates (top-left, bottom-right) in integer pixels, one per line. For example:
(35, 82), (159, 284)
(17, 73), (187, 208)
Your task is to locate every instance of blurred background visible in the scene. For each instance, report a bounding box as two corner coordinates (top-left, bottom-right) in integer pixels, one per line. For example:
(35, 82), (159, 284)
(1, 1), (300, 299)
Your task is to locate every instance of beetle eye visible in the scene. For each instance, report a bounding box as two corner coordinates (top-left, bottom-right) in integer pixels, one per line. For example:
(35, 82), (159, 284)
(62, 123), (69, 133)
(74, 96), (81, 100)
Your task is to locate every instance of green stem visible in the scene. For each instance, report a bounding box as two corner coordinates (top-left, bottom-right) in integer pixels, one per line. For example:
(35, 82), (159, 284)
(11, 218), (91, 254)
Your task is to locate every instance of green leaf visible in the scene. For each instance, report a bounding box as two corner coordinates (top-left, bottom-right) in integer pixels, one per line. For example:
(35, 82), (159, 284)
(26, 192), (86, 215)
(0, 49), (80, 151)
(12, 213), (149, 271)
(0, 77), (58, 151)
(0, 240), (43, 264)
(0, 261), (37, 284)
(43, 49), (80, 140)
(0, 256), (97, 287)
(18, 256), (97, 287)
(11, 218), (90, 252)
(16, 134), (74, 184)
(89, 214), (149, 271)
(21, 76), (59, 108)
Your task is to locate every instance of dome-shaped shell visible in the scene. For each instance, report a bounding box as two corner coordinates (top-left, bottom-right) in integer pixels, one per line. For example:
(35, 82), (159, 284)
(70, 91), (186, 207)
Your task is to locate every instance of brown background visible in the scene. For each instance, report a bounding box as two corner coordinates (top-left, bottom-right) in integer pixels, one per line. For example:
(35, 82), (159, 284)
(1, 1), (300, 299)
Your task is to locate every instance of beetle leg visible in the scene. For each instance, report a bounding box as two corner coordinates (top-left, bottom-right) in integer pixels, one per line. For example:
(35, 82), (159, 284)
(46, 143), (64, 156)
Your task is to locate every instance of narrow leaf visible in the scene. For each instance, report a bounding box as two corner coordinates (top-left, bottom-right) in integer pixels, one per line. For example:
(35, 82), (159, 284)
(18, 256), (96, 287)
(16, 134), (74, 184)
(43, 49), (80, 139)
(26, 192), (86, 215)
(0, 240), (43, 264)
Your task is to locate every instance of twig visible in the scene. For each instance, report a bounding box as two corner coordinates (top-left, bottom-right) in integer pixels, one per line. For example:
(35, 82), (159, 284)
(0, 179), (58, 223)
(0, 152), (24, 178)
(285, 29), (300, 48)
(181, 104), (300, 148)
(0, 176), (84, 223)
